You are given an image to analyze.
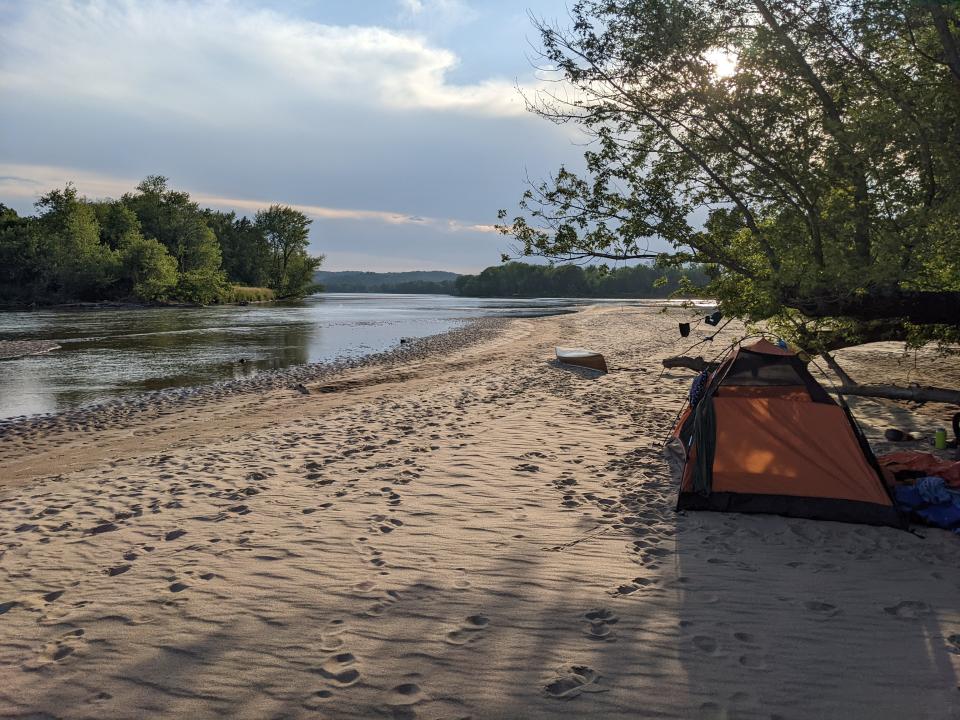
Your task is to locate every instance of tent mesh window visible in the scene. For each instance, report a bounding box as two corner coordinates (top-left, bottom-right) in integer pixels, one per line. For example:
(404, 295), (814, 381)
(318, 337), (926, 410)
(718, 351), (832, 402)
(721, 353), (806, 386)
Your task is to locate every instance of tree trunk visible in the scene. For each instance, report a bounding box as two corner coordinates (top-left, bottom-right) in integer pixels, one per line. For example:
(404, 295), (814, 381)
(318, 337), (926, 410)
(820, 351), (857, 386)
(786, 289), (960, 326)
(830, 384), (960, 406)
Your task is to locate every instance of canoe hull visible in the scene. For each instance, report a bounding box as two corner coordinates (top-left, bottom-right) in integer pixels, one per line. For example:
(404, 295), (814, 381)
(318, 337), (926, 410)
(556, 347), (608, 373)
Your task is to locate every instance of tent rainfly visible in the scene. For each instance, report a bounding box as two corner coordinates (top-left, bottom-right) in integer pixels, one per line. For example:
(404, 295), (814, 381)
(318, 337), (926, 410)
(669, 339), (904, 528)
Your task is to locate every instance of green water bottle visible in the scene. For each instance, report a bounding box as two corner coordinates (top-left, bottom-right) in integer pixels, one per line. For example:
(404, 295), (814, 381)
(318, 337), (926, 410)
(935, 428), (947, 450)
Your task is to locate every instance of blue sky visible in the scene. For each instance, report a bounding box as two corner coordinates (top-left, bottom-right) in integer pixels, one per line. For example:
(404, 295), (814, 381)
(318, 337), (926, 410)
(0, 0), (594, 272)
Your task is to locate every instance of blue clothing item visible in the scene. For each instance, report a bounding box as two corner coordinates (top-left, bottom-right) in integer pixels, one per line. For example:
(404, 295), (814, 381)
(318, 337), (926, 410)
(689, 370), (709, 408)
(894, 485), (925, 511)
(916, 476), (952, 504)
(917, 503), (960, 530)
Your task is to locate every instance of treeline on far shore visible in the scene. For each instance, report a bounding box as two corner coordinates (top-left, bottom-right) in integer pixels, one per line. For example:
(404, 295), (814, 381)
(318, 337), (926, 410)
(0, 176), (323, 307)
(453, 262), (707, 298)
(319, 262), (708, 298)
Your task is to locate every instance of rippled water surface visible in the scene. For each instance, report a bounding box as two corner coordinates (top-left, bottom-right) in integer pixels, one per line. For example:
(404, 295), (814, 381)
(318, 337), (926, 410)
(0, 293), (705, 419)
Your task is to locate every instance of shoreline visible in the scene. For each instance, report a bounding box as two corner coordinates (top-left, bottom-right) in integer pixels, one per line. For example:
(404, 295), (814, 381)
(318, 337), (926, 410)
(0, 305), (957, 719)
(0, 315), (508, 440)
(0, 296), (708, 432)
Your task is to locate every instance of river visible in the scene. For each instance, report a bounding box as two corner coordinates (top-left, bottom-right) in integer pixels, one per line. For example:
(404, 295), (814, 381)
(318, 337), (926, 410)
(0, 293), (707, 420)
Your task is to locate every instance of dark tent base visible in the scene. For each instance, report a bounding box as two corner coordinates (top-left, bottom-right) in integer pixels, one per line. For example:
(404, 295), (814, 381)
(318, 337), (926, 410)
(677, 491), (906, 528)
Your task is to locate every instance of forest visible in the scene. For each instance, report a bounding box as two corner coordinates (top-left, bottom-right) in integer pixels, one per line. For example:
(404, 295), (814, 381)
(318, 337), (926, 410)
(0, 176), (322, 306)
(313, 264), (706, 297)
(314, 270), (459, 294)
(453, 262), (706, 297)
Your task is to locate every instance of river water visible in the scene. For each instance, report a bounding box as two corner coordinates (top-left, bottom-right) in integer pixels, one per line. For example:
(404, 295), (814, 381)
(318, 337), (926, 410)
(0, 293), (706, 420)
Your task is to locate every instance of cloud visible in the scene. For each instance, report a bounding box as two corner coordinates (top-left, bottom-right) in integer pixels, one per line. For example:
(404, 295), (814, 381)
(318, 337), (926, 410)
(396, 0), (479, 32)
(0, 162), (500, 233)
(399, 0), (426, 15)
(0, 2), (588, 272)
(0, 162), (506, 271)
(0, 0), (534, 121)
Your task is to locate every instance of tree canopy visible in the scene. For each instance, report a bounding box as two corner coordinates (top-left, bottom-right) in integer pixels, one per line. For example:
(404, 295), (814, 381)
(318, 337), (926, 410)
(454, 262), (707, 298)
(500, 0), (960, 351)
(255, 205), (322, 299)
(0, 177), (323, 306)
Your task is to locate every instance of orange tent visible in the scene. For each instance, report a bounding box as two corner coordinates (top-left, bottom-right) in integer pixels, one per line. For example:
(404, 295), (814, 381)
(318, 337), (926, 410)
(671, 339), (903, 527)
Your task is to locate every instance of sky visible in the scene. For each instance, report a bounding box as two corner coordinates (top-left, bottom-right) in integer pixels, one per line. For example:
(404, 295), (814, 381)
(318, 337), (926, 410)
(0, 0), (599, 272)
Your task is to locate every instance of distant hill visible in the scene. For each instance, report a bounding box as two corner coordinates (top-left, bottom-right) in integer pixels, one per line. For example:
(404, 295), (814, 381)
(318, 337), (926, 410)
(314, 270), (460, 294)
(314, 263), (707, 298)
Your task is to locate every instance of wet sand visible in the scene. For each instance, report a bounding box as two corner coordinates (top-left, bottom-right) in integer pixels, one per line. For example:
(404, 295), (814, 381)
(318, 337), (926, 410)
(0, 306), (958, 719)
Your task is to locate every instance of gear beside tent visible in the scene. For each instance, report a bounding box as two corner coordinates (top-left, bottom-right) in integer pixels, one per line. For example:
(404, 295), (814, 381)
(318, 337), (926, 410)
(667, 339), (905, 528)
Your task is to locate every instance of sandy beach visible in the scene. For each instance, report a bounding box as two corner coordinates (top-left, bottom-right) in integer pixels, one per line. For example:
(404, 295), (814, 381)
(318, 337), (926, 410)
(1, 305), (958, 719)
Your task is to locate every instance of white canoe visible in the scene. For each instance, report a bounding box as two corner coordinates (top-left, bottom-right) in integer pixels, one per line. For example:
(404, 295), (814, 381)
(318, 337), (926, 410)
(556, 347), (608, 373)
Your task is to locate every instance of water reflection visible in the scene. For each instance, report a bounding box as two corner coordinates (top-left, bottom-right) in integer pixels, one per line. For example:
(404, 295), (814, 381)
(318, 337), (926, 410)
(0, 293), (709, 419)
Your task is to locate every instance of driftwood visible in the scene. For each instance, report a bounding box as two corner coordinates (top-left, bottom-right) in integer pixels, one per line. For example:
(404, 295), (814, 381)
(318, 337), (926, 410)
(829, 384), (960, 406)
(661, 356), (719, 372)
(662, 355), (960, 406)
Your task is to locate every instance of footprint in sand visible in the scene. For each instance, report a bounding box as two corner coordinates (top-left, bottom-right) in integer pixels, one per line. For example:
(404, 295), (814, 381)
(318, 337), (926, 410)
(692, 636), (719, 654)
(365, 591), (400, 618)
(84, 691), (112, 705)
(513, 463), (540, 473)
(583, 608), (619, 642)
(388, 683), (424, 706)
(381, 487), (403, 505)
(302, 689), (334, 711)
(320, 635), (345, 652)
(378, 518), (404, 533)
(697, 701), (724, 719)
(319, 618), (348, 651)
(451, 570), (471, 590)
(883, 600), (933, 620)
(23, 629), (86, 670)
(610, 576), (659, 596)
(317, 652), (361, 686)
(522, 451), (550, 460)
(544, 664), (607, 700)
(444, 614), (490, 645)
(87, 522), (119, 535)
(803, 601), (841, 618)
